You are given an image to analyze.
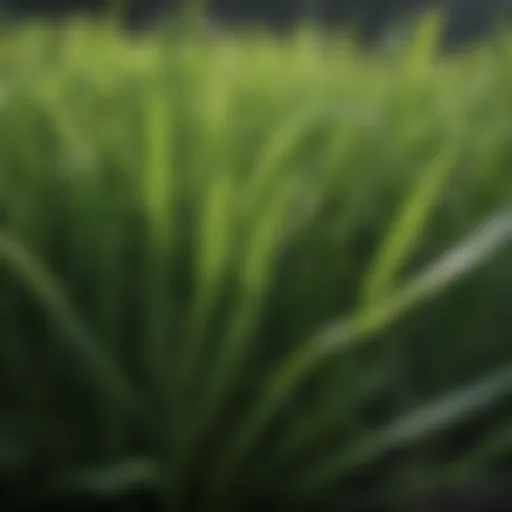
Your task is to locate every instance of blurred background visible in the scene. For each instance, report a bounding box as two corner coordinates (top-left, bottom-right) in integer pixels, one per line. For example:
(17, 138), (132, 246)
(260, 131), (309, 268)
(0, 0), (512, 44)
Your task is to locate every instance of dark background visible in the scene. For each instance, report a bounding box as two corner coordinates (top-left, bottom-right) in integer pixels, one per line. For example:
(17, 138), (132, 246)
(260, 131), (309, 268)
(0, 0), (511, 45)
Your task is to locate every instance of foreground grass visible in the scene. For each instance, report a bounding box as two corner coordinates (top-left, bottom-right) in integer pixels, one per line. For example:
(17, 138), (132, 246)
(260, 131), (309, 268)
(0, 15), (511, 510)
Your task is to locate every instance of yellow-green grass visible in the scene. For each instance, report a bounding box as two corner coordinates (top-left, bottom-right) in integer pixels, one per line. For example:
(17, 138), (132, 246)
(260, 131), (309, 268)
(0, 14), (511, 510)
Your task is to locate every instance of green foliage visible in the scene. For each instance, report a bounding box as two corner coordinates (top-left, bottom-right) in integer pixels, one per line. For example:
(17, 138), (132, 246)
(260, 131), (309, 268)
(0, 18), (511, 510)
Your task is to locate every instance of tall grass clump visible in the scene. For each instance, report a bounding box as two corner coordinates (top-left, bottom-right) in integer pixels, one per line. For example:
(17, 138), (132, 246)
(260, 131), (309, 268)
(0, 12), (511, 511)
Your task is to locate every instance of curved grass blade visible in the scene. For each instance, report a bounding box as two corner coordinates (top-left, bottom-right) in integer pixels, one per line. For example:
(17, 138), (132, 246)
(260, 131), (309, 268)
(360, 143), (458, 305)
(297, 365), (512, 494)
(208, 208), (512, 493)
(0, 232), (140, 412)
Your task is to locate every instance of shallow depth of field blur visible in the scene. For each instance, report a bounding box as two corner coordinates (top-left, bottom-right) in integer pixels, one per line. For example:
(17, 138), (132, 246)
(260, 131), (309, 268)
(0, 5), (511, 511)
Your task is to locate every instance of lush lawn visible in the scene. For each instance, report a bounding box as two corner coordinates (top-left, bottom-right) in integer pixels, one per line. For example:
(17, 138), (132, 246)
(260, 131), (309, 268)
(0, 14), (511, 511)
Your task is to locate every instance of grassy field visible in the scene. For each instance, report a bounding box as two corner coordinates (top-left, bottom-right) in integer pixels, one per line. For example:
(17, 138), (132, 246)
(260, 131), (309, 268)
(0, 14), (511, 511)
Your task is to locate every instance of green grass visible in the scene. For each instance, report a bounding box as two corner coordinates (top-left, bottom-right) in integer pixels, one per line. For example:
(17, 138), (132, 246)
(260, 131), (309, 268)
(0, 14), (511, 511)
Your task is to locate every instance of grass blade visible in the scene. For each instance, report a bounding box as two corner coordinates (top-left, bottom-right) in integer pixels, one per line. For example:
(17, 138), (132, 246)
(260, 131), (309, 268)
(297, 365), (512, 494)
(0, 232), (140, 412)
(360, 143), (458, 305)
